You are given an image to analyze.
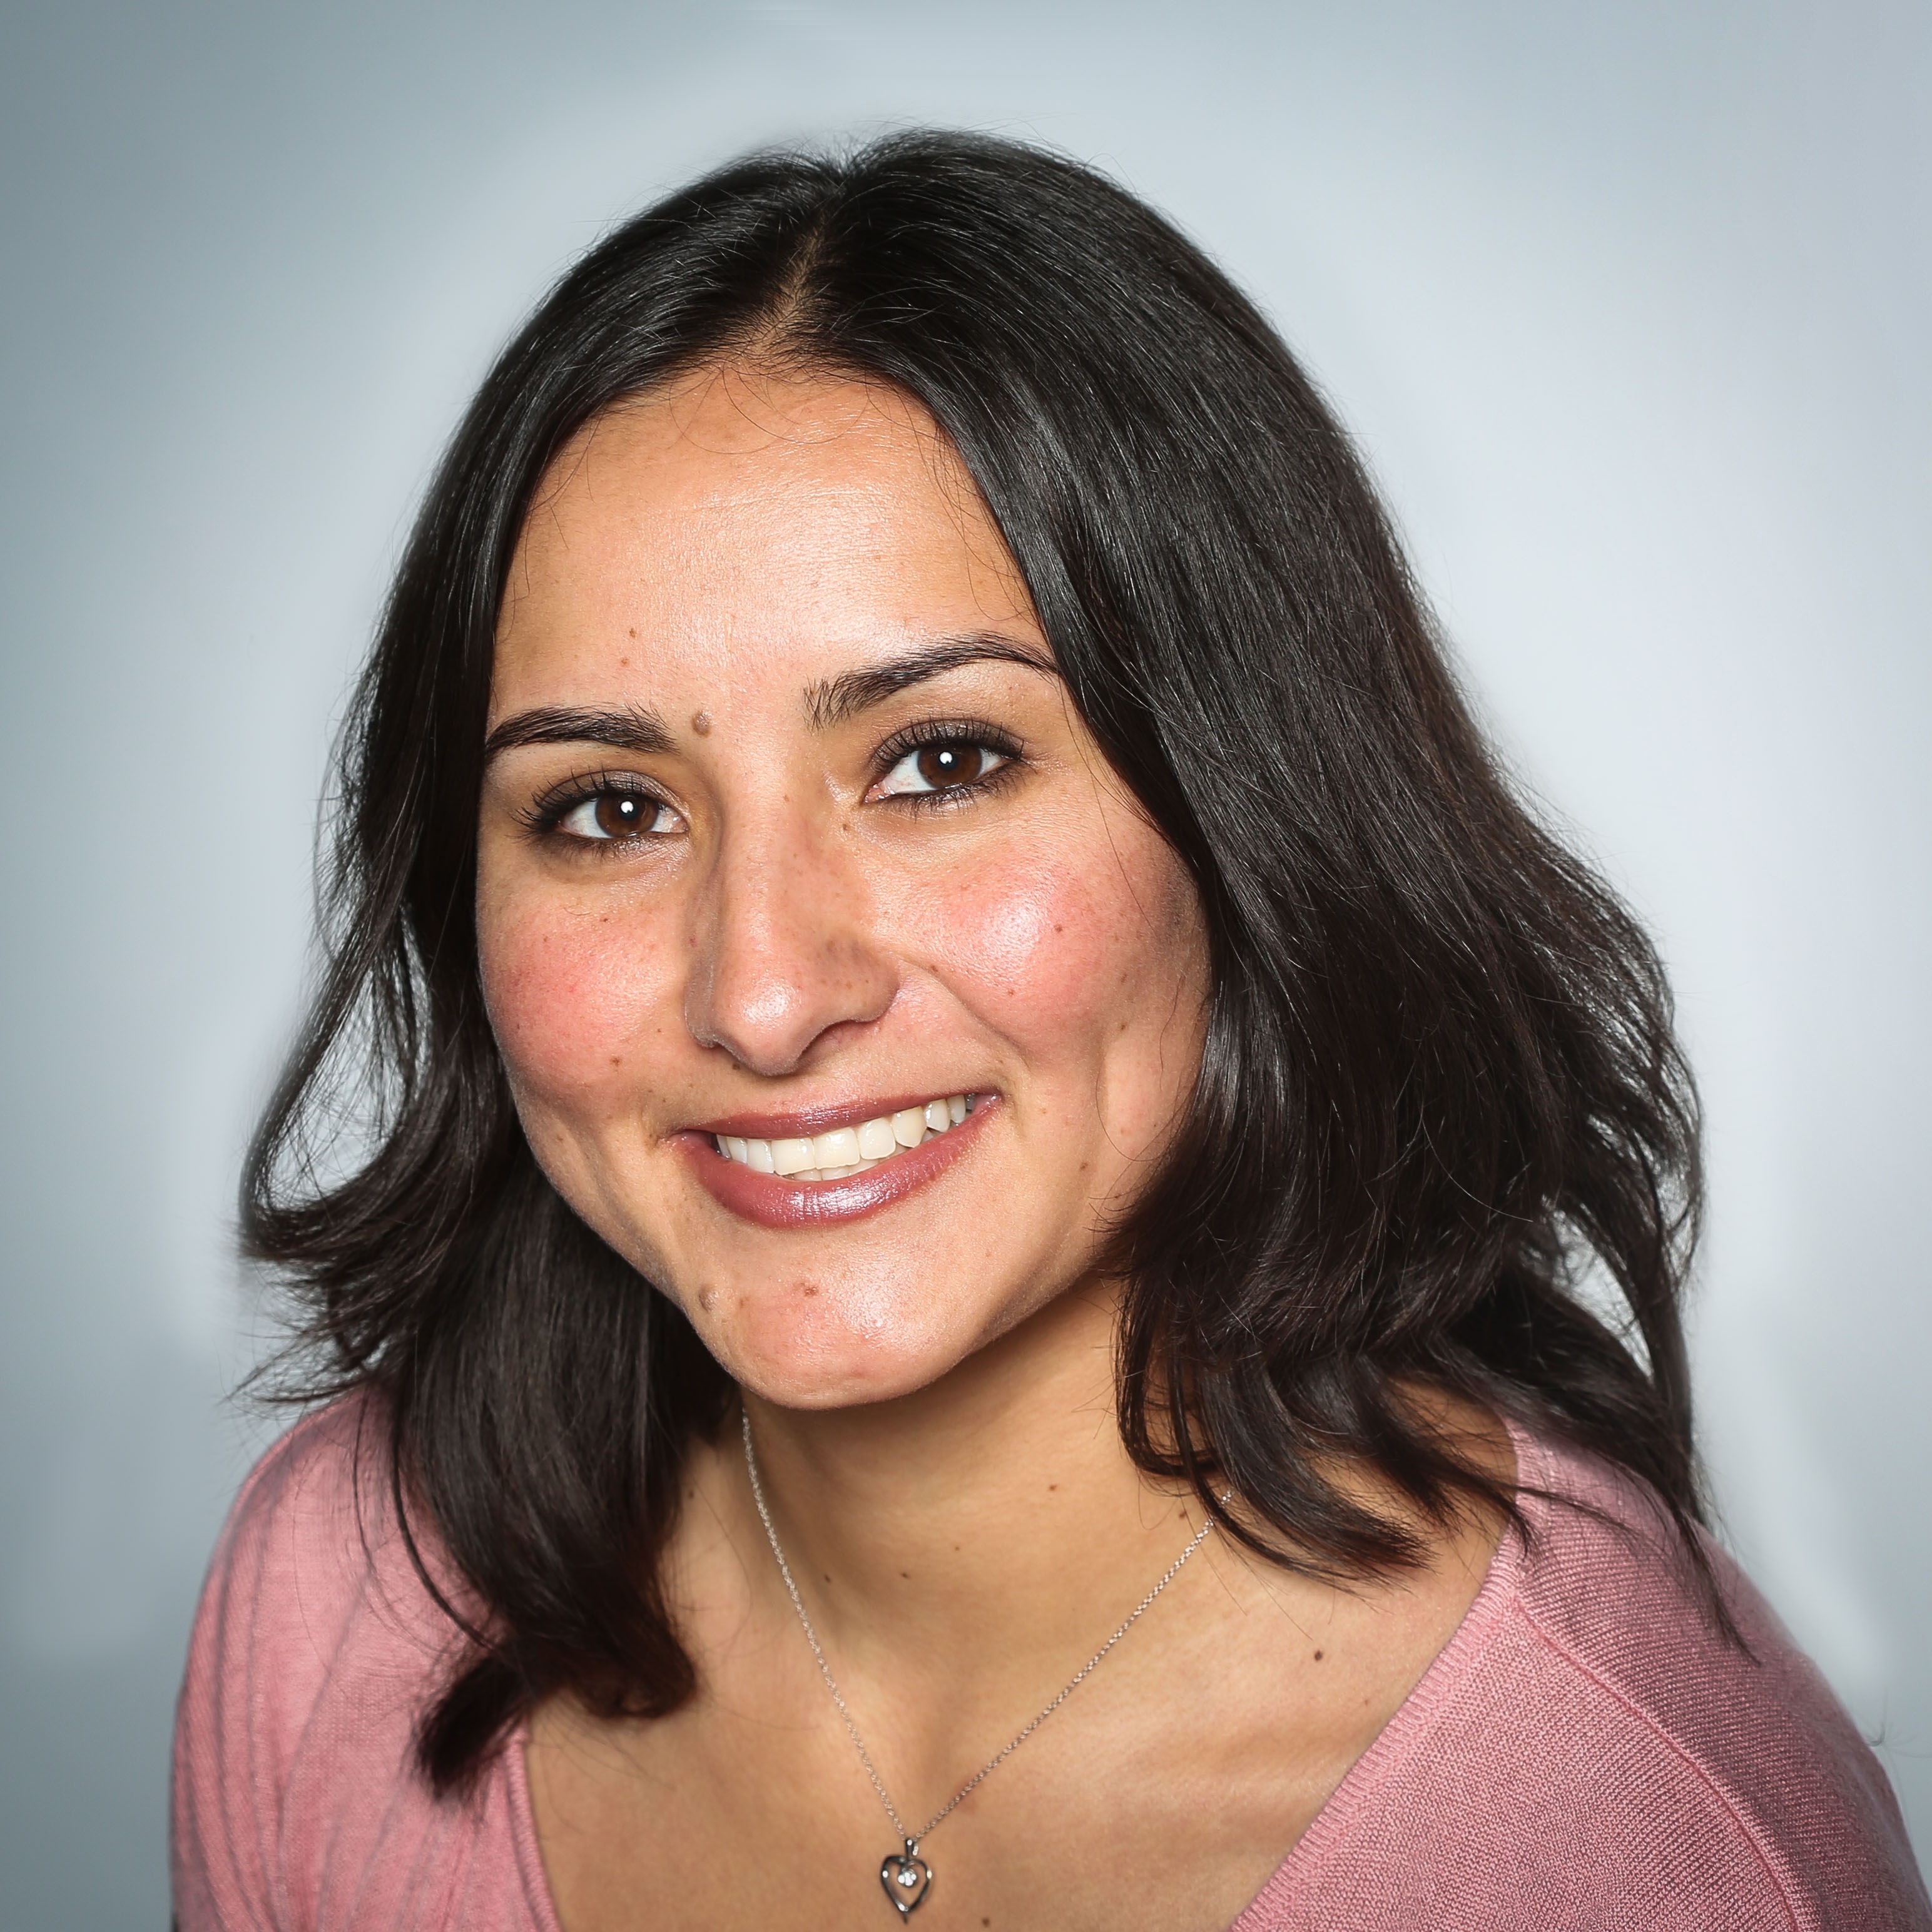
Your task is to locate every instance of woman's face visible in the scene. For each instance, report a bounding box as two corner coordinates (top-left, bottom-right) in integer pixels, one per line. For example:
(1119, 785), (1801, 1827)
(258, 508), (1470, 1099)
(477, 367), (1207, 1408)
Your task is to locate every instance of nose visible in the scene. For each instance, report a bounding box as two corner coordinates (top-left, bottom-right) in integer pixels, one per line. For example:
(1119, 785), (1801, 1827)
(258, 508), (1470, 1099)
(682, 807), (898, 1077)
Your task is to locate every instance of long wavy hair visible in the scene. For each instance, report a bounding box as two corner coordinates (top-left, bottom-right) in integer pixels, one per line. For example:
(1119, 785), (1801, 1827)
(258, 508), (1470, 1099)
(244, 130), (1708, 1794)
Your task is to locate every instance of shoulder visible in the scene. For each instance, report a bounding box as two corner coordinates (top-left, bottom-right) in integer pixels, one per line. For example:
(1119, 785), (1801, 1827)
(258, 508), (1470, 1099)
(1515, 1431), (1918, 1888)
(1465, 1429), (1925, 1926)
(208, 1393), (397, 1595)
(181, 1395), (449, 1732)
(1246, 1427), (1931, 1931)
(171, 1396), (549, 1932)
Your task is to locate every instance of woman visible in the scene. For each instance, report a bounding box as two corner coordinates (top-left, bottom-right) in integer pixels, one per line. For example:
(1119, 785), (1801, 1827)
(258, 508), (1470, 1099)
(172, 132), (1929, 1929)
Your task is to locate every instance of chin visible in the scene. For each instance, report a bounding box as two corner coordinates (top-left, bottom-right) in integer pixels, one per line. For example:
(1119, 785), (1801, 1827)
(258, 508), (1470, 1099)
(706, 1276), (981, 1410)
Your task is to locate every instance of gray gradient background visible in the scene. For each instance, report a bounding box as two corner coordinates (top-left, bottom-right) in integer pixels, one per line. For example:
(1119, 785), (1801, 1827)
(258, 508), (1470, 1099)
(2, 1), (1927, 1923)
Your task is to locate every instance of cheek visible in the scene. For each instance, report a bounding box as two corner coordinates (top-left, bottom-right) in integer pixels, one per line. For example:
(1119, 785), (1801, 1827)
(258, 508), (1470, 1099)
(477, 894), (674, 1109)
(904, 824), (1202, 1074)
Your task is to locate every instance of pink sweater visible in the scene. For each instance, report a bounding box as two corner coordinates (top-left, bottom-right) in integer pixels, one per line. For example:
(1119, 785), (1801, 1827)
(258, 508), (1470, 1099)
(173, 1398), (1930, 1929)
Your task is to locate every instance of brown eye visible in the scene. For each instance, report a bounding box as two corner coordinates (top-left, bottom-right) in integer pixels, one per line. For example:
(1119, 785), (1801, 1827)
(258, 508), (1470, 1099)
(556, 788), (682, 841)
(595, 793), (649, 836)
(878, 738), (1010, 800)
(914, 743), (986, 788)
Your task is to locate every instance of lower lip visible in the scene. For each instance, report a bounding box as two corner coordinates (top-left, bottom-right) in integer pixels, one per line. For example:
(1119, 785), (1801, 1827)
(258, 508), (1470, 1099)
(681, 1099), (997, 1229)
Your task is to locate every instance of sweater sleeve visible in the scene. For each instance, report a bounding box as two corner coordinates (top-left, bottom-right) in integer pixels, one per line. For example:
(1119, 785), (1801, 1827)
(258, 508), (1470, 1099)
(1234, 1428), (1932, 1931)
(170, 1400), (554, 1932)
(172, 1403), (379, 1929)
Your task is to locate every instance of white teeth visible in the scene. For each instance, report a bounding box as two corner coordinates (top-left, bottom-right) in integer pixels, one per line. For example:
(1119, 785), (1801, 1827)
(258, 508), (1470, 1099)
(770, 1137), (815, 1177)
(714, 1095), (979, 1182)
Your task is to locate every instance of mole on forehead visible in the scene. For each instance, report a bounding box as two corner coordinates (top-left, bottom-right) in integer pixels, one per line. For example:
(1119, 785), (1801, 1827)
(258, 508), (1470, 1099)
(691, 711), (713, 736)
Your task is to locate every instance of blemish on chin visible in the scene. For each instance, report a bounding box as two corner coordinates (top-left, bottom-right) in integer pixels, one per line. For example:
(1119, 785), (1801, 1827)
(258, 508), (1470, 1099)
(698, 1287), (716, 1313)
(690, 709), (713, 736)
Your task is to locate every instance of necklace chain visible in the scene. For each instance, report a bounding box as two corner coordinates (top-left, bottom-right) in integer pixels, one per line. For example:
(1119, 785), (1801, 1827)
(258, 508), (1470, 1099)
(740, 1407), (1223, 1853)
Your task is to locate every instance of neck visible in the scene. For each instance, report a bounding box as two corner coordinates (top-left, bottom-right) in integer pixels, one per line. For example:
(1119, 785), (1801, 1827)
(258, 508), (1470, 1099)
(679, 1276), (1211, 1709)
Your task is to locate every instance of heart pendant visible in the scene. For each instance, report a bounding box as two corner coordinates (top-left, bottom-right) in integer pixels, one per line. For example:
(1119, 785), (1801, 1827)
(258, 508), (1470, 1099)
(879, 1845), (934, 1918)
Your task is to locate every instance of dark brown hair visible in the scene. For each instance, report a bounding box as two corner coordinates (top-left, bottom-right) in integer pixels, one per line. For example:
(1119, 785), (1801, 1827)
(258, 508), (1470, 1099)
(245, 130), (1707, 1794)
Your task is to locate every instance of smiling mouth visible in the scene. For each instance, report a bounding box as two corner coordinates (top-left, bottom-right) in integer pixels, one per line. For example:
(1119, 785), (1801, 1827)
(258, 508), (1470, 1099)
(713, 1093), (979, 1183)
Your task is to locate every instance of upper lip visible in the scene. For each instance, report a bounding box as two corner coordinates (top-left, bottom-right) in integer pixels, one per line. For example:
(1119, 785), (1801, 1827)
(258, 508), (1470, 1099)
(690, 1091), (983, 1140)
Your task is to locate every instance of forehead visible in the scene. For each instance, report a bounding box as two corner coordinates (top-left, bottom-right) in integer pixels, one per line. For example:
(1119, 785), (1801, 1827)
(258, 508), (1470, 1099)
(492, 365), (1038, 706)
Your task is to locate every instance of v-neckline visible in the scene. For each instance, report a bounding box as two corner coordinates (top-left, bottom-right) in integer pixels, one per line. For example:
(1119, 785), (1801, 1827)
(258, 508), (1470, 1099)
(504, 1423), (1540, 1932)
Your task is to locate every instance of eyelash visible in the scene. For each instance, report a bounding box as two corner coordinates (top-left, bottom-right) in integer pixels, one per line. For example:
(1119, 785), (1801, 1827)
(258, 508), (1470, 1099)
(518, 719), (1027, 852)
(870, 718), (1026, 811)
(519, 770), (679, 855)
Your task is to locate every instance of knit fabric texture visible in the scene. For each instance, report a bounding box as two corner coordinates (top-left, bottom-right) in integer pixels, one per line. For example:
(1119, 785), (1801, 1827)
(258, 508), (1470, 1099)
(172, 1398), (1931, 1930)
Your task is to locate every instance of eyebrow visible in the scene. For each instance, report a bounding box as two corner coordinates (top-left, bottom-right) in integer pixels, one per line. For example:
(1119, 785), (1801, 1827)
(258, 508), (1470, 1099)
(803, 634), (1058, 730)
(482, 704), (676, 763)
(482, 634), (1059, 762)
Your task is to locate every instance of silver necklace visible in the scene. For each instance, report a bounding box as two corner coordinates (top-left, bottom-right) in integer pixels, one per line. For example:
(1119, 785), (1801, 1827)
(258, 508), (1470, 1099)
(740, 1408), (1224, 1919)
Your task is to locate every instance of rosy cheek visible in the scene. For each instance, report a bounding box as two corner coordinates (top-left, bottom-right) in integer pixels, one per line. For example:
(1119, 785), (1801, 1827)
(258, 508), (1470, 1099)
(479, 898), (671, 1107)
(903, 837), (1157, 1052)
